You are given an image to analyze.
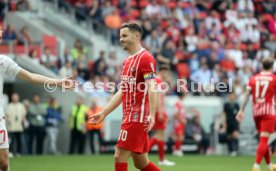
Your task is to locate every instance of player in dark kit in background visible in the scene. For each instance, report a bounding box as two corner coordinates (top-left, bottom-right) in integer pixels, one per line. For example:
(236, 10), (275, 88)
(223, 92), (239, 156)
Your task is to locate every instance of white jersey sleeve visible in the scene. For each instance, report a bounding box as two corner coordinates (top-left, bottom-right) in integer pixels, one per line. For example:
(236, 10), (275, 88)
(4, 56), (22, 78)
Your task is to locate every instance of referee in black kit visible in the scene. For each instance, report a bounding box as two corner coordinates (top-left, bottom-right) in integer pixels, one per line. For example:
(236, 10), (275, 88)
(223, 91), (240, 156)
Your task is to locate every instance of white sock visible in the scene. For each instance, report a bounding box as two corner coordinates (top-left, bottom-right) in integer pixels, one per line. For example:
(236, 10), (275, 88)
(253, 163), (260, 169)
(268, 163), (273, 169)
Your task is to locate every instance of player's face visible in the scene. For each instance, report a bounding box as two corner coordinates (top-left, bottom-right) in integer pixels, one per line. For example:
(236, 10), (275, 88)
(120, 28), (136, 50)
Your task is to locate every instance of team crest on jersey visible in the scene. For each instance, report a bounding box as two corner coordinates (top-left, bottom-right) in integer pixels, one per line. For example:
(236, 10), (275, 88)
(150, 62), (155, 72)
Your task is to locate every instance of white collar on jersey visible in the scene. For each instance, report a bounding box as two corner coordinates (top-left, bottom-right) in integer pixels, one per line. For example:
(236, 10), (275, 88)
(129, 48), (145, 58)
(261, 71), (273, 75)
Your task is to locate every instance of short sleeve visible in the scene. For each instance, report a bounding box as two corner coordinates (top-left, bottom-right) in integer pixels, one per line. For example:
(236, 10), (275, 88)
(246, 77), (253, 90)
(4, 56), (22, 78)
(140, 53), (156, 75)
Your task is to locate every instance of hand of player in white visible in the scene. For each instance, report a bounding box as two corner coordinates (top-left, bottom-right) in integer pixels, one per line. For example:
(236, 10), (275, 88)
(236, 111), (244, 122)
(145, 115), (155, 132)
(89, 112), (106, 125)
(57, 76), (80, 90)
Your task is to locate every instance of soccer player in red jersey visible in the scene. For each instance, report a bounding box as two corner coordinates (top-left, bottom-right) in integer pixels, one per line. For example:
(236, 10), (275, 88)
(237, 57), (276, 171)
(90, 22), (161, 171)
(149, 67), (175, 166)
(173, 91), (186, 157)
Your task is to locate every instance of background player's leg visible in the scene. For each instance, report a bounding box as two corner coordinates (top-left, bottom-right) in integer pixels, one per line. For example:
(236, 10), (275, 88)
(114, 147), (131, 171)
(254, 132), (270, 170)
(155, 130), (165, 162)
(131, 152), (161, 171)
(0, 148), (9, 171)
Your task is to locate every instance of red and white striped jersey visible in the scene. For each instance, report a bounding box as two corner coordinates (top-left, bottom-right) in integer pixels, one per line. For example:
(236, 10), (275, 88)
(247, 71), (276, 117)
(174, 101), (185, 127)
(120, 48), (156, 124)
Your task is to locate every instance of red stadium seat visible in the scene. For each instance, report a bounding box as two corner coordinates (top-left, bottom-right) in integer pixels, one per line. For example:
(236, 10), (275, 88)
(262, 14), (273, 22)
(0, 45), (10, 54)
(139, 0), (149, 8)
(43, 35), (57, 55)
(176, 63), (190, 79)
(253, 43), (260, 50)
(181, 2), (190, 8)
(239, 43), (247, 50)
(167, 1), (177, 9)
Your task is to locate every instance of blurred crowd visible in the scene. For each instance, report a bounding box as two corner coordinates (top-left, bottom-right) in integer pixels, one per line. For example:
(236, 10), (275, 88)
(1, 0), (276, 98)
(4, 92), (210, 156)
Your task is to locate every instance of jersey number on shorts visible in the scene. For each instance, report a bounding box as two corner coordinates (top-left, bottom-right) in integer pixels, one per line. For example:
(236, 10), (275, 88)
(118, 130), (128, 142)
(255, 80), (269, 103)
(0, 130), (6, 145)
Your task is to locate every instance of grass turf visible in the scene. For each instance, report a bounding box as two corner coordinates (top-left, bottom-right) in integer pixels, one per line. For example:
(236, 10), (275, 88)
(10, 154), (275, 171)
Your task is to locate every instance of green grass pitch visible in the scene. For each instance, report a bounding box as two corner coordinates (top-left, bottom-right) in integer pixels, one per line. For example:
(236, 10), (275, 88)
(10, 154), (275, 171)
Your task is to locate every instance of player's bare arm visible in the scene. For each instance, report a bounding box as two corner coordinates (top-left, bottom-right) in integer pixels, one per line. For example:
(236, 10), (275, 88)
(236, 89), (251, 122)
(17, 69), (79, 90)
(156, 92), (163, 122)
(145, 79), (157, 132)
(89, 90), (122, 124)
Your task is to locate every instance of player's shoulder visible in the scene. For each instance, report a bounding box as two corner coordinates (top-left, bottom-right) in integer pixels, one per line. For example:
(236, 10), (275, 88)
(0, 55), (14, 66)
(141, 50), (155, 60)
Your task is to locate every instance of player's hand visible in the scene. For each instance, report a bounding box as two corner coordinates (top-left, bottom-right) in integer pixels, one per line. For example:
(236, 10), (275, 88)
(145, 115), (155, 132)
(58, 76), (79, 90)
(236, 111), (244, 122)
(89, 112), (106, 125)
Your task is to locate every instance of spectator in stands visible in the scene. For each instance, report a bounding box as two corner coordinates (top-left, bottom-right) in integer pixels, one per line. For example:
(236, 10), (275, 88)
(88, 0), (102, 25)
(16, 0), (31, 11)
(72, 69), (85, 85)
(189, 53), (200, 74)
(190, 58), (211, 84)
(41, 47), (58, 74)
(74, 0), (88, 22)
(68, 97), (87, 154)
(185, 28), (198, 52)
(77, 57), (90, 81)
(45, 97), (62, 155)
(104, 9), (122, 45)
(28, 48), (40, 65)
(27, 94), (46, 155)
(0, 1), (6, 21)
(86, 100), (103, 155)
(223, 92), (240, 156)
(157, 40), (178, 69)
(59, 61), (73, 78)
(238, 0), (254, 13)
(144, 30), (162, 57)
(205, 10), (221, 33)
(190, 112), (210, 154)
(6, 93), (26, 156)
(145, 0), (160, 17)
(93, 50), (107, 77)
(59, 48), (73, 68)
(105, 51), (120, 81)
(2, 24), (17, 44)
(101, 0), (115, 18)
(71, 39), (88, 61)
(226, 43), (243, 68)
(17, 26), (33, 45)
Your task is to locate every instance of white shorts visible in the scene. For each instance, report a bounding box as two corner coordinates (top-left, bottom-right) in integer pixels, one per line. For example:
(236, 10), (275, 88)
(0, 120), (9, 149)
